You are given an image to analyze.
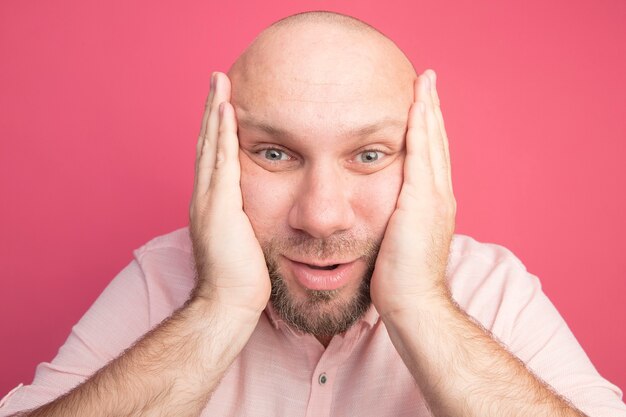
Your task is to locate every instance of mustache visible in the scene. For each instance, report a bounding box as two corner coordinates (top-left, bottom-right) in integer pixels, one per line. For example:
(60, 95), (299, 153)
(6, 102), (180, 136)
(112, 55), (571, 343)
(262, 231), (381, 265)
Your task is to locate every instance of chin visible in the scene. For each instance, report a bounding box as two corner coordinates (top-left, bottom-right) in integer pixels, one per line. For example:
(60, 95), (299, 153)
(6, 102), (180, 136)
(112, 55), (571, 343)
(260, 230), (380, 336)
(268, 263), (373, 337)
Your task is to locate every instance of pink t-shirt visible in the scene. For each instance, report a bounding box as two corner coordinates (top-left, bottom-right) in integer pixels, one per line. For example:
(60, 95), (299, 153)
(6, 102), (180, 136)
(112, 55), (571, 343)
(1, 227), (625, 416)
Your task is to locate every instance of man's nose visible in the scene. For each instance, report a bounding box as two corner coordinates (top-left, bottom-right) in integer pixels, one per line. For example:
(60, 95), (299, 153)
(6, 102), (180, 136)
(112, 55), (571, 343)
(287, 165), (356, 239)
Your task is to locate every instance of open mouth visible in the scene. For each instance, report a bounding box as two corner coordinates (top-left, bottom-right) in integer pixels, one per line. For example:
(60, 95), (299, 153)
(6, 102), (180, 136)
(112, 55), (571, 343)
(285, 257), (357, 291)
(307, 264), (340, 270)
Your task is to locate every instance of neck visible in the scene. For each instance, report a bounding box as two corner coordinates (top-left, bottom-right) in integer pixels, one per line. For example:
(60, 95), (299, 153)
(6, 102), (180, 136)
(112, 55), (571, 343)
(316, 334), (333, 348)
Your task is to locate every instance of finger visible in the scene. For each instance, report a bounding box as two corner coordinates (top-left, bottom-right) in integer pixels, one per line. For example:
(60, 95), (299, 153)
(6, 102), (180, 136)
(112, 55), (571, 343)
(403, 79), (433, 197)
(193, 72), (217, 198)
(424, 69), (453, 194)
(416, 72), (448, 191)
(196, 72), (231, 198)
(200, 72), (217, 139)
(211, 100), (243, 208)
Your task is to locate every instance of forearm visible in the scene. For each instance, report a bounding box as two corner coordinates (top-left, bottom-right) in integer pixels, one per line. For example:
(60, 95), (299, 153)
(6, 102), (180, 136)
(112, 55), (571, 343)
(13, 298), (258, 417)
(383, 293), (587, 417)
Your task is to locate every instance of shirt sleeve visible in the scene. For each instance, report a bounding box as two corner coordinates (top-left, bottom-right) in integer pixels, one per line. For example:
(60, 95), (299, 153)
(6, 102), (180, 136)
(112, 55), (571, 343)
(503, 271), (626, 417)
(0, 257), (152, 416)
(449, 237), (626, 417)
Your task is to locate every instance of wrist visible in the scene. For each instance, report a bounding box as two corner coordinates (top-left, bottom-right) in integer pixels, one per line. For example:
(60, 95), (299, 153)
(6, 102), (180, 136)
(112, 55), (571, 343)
(185, 295), (263, 332)
(173, 296), (262, 384)
(379, 286), (456, 331)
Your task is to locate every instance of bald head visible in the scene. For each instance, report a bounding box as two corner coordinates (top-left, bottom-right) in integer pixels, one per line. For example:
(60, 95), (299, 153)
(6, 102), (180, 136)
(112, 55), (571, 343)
(229, 11), (415, 110)
(229, 11), (416, 79)
(229, 11), (416, 153)
(265, 10), (383, 35)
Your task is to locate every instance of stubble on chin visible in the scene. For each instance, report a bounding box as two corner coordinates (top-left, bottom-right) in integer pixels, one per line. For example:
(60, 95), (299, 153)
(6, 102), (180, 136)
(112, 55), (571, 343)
(261, 232), (380, 338)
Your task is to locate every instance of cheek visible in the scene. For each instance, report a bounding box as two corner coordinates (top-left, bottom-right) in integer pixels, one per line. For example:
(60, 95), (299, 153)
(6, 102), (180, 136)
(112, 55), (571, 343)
(239, 152), (294, 242)
(351, 161), (403, 238)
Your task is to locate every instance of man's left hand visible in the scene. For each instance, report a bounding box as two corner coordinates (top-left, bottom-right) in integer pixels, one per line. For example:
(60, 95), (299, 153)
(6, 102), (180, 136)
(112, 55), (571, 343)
(370, 69), (457, 319)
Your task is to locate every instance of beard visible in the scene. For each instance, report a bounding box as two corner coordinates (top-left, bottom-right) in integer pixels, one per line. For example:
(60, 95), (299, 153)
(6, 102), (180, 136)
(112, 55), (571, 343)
(262, 231), (381, 338)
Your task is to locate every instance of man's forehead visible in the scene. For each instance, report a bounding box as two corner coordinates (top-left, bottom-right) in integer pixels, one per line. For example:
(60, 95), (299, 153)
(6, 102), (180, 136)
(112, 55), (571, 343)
(237, 113), (407, 141)
(229, 20), (416, 145)
(232, 75), (413, 143)
(228, 18), (416, 123)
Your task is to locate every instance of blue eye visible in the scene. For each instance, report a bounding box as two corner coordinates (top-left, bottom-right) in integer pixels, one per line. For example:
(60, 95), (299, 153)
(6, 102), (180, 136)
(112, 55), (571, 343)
(263, 149), (288, 161)
(358, 150), (382, 163)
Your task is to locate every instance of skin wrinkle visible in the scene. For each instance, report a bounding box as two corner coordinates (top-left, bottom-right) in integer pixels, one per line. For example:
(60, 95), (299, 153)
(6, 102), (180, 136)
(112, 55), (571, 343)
(227, 12), (416, 341)
(239, 116), (406, 135)
(10, 12), (590, 417)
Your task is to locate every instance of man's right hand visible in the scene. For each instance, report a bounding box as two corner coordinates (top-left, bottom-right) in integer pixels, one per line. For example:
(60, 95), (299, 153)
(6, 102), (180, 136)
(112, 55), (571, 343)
(189, 71), (271, 322)
(12, 73), (271, 417)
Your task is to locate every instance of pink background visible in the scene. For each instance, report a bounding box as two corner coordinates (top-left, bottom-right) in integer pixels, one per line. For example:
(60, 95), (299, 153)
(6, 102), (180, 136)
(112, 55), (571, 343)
(1, 0), (625, 398)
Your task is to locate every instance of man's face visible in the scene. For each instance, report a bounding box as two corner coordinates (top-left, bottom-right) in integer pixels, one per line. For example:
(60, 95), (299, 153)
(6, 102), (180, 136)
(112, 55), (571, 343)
(230, 23), (415, 337)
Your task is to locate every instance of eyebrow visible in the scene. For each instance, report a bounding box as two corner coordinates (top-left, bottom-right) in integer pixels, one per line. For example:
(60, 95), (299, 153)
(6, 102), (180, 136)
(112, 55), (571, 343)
(238, 116), (407, 139)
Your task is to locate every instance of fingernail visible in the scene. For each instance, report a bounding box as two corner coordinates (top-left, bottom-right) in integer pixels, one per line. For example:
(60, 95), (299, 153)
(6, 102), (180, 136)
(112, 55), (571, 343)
(430, 70), (437, 86)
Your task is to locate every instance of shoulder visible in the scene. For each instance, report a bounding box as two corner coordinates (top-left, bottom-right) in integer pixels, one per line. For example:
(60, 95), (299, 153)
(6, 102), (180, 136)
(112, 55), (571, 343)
(447, 234), (542, 334)
(449, 234), (526, 269)
(447, 234), (531, 288)
(129, 226), (196, 323)
(133, 226), (193, 259)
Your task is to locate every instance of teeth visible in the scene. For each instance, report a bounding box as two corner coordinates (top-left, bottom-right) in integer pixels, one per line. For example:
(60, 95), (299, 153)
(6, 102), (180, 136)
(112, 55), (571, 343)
(308, 264), (339, 270)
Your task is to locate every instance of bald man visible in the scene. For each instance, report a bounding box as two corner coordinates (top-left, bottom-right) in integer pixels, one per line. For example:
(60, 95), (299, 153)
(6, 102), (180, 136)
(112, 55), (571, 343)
(1, 11), (625, 417)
